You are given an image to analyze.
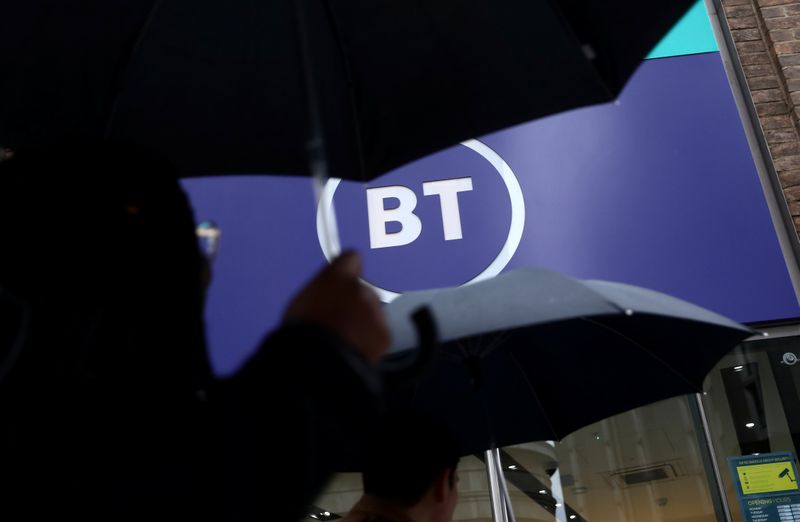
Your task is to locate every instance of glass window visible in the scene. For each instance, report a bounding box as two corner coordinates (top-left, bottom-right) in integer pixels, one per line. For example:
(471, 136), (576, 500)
(699, 333), (800, 522)
(502, 397), (719, 522)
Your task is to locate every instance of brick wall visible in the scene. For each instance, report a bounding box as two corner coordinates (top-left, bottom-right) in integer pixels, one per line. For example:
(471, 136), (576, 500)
(722, 0), (800, 235)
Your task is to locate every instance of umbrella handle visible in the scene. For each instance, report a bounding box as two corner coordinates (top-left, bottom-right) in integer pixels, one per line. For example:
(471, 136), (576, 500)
(379, 306), (439, 385)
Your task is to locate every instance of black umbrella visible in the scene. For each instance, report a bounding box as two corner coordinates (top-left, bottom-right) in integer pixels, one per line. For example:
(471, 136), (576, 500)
(384, 268), (754, 456)
(1, 0), (694, 181)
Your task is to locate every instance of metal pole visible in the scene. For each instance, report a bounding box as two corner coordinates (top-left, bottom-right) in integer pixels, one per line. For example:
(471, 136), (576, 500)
(495, 455), (517, 522)
(486, 449), (508, 522)
(547, 441), (567, 522)
(694, 393), (734, 522)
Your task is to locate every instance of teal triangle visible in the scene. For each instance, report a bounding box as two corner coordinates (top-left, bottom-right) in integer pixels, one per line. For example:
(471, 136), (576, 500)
(647, 0), (719, 60)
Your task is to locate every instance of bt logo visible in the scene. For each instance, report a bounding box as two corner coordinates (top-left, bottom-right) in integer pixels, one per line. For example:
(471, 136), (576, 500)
(366, 177), (474, 249)
(317, 139), (525, 301)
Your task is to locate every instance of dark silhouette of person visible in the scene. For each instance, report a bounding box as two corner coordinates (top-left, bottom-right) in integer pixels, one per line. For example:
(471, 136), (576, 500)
(343, 410), (461, 522)
(0, 142), (389, 521)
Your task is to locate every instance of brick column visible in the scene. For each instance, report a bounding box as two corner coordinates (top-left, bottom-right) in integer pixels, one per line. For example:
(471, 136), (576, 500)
(722, 0), (800, 234)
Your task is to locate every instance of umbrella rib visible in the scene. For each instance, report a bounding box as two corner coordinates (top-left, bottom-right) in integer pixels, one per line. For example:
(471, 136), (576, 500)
(479, 330), (512, 358)
(320, 2), (368, 179)
(508, 351), (560, 441)
(456, 339), (470, 358)
(464, 332), (484, 355)
(104, 0), (167, 138)
(580, 317), (703, 393)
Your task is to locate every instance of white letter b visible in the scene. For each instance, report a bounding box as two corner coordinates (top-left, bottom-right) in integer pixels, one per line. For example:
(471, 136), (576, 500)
(366, 186), (423, 249)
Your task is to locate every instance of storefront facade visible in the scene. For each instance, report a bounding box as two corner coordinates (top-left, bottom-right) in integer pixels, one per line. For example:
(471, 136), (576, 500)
(183, 1), (800, 520)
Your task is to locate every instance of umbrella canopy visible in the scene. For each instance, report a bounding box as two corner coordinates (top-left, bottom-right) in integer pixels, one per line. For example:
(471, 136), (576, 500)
(1, 0), (694, 180)
(385, 268), (754, 455)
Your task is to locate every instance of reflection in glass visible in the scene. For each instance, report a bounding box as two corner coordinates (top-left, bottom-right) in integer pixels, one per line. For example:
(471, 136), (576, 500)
(700, 334), (800, 522)
(503, 397), (718, 522)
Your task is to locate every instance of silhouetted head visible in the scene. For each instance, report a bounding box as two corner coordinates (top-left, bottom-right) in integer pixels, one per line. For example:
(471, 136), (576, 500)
(0, 141), (207, 387)
(362, 409), (461, 521)
(1, 141), (202, 297)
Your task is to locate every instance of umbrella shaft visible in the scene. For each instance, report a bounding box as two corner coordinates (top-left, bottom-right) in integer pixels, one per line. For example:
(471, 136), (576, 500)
(296, 0), (341, 257)
(312, 164), (341, 257)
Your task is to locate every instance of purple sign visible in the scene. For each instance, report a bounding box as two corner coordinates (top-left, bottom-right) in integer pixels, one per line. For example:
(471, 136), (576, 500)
(325, 139), (522, 299)
(183, 51), (799, 376)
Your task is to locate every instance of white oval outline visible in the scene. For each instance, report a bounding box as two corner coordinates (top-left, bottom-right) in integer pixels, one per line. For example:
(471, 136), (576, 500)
(316, 138), (526, 302)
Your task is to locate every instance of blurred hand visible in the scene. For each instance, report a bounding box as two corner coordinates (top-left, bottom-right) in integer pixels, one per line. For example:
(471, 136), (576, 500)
(284, 251), (390, 364)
